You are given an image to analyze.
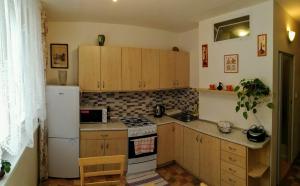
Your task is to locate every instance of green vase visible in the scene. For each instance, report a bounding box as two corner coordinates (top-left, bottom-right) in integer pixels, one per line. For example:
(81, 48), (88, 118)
(98, 35), (105, 46)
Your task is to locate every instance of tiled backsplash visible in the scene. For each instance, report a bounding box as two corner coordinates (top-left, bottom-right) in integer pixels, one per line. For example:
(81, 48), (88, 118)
(80, 88), (199, 118)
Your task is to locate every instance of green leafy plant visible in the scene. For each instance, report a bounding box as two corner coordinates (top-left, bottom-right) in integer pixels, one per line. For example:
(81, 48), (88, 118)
(234, 78), (273, 120)
(1, 160), (11, 174)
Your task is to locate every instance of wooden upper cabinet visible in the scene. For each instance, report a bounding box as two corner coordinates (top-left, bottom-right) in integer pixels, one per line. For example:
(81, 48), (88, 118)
(199, 133), (221, 186)
(100, 47), (122, 91)
(183, 127), (200, 177)
(141, 49), (159, 90)
(175, 51), (190, 88)
(157, 123), (174, 165)
(159, 50), (176, 89)
(122, 48), (142, 91)
(79, 46), (101, 91)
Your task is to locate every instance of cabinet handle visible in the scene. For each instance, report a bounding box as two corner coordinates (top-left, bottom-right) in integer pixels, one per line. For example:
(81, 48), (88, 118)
(228, 167), (236, 173)
(97, 81), (100, 88)
(228, 146), (236, 151)
(101, 144), (104, 150)
(106, 143), (109, 149)
(199, 136), (202, 143)
(196, 135), (199, 142)
(229, 157), (236, 162)
(102, 81), (105, 89)
(143, 81), (146, 88)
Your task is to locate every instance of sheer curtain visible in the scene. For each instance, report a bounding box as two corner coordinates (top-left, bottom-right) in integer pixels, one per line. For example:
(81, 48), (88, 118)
(0, 0), (46, 158)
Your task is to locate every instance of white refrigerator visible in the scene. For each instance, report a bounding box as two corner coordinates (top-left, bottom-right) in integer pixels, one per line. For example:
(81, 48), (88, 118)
(46, 85), (80, 178)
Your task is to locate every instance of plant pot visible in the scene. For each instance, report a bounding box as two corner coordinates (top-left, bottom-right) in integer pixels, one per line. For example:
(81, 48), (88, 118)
(0, 170), (5, 180)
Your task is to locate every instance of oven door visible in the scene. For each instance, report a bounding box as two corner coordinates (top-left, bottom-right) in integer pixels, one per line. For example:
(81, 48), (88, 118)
(128, 133), (157, 160)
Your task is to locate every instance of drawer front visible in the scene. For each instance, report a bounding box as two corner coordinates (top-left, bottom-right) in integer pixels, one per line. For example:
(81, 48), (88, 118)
(221, 140), (246, 157)
(81, 131), (101, 140)
(221, 151), (246, 168)
(221, 171), (246, 186)
(221, 161), (246, 179)
(81, 131), (127, 140)
(98, 131), (127, 139)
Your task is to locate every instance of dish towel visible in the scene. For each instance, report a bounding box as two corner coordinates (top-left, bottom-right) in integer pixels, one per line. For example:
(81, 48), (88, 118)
(133, 137), (155, 155)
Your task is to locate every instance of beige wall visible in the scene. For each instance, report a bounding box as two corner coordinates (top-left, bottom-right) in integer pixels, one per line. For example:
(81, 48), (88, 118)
(272, 2), (300, 185)
(5, 131), (38, 186)
(46, 22), (179, 85)
(198, 1), (274, 132)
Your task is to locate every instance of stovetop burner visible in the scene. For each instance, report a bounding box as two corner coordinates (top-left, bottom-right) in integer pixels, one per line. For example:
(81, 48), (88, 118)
(120, 116), (155, 128)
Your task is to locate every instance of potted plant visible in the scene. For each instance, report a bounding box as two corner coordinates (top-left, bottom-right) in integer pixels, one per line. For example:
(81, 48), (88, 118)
(0, 160), (11, 180)
(234, 78), (273, 120)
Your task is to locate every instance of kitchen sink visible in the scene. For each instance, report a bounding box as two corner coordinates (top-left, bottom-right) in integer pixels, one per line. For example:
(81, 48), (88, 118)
(169, 113), (198, 122)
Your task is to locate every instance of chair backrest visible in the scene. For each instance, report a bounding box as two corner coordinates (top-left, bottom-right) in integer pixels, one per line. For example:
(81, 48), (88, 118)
(78, 155), (126, 186)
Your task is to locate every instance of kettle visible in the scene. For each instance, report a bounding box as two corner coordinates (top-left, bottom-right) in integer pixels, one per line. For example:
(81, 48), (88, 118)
(154, 105), (165, 118)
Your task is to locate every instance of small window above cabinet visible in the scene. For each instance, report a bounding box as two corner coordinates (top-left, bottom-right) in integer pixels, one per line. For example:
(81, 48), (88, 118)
(214, 15), (250, 42)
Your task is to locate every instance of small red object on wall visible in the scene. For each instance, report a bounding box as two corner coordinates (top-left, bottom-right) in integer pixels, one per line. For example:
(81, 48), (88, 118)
(202, 44), (208, 67)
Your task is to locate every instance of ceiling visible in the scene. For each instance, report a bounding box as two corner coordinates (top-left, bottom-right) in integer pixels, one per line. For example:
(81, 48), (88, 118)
(42, 0), (268, 32)
(277, 0), (300, 23)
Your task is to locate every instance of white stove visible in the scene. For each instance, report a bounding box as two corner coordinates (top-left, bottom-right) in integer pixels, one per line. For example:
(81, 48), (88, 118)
(120, 116), (157, 175)
(120, 116), (157, 137)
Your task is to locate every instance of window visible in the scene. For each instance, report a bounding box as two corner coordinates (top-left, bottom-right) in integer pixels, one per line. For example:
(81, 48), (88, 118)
(0, 0), (46, 159)
(214, 15), (250, 42)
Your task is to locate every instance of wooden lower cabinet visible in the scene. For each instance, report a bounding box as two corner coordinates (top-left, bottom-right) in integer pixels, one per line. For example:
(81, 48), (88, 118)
(183, 127), (200, 177)
(80, 130), (128, 171)
(157, 124), (174, 165)
(174, 124), (184, 166)
(199, 133), (221, 186)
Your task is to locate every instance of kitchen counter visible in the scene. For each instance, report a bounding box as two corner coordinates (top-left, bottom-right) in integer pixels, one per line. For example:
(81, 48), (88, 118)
(146, 115), (270, 150)
(80, 119), (127, 131)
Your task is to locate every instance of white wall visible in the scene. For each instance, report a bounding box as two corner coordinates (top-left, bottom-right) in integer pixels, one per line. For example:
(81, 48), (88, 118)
(198, 1), (274, 132)
(46, 22), (178, 85)
(174, 29), (199, 88)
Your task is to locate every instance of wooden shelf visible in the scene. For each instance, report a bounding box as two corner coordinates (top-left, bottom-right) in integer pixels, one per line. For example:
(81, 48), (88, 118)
(197, 88), (236, 95)
(248, 163), (269, 178)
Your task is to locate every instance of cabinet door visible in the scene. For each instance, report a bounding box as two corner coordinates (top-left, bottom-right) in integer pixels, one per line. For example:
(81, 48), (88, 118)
(159, 50), (176, 89)
(80, 139), (104, 171)
(104, 138), (128, 170)
(79, 46), (101, 91)
(183, 127), (199, 177)
(174, 124), (184, 166)
(100, 47), (122, 91)
(199, 133), (221, 186)
(122, 47), (142, 91)
(175, 51), (190, 88)
(157, 124), (174, 165)
(141, 49), (159, 90)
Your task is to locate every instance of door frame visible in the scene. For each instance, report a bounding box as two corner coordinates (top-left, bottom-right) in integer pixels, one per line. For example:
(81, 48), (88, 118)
(277, 51), (295, 183)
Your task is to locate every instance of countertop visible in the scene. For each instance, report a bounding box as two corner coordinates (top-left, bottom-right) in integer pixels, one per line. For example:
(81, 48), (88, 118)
(80, 116), (270, 149)
(146, 116), (270, 149)
(80, 119), (127, 131)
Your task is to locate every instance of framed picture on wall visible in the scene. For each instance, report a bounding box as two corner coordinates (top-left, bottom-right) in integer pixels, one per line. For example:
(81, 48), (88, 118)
(257, 34), (267, 56)
(224, 54), (239, 73)
(50, 43), (68, 68)
(202, 44), (208, 67)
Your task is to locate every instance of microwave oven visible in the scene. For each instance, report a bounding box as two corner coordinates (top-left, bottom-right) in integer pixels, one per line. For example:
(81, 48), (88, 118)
(80, 108), (107, 123)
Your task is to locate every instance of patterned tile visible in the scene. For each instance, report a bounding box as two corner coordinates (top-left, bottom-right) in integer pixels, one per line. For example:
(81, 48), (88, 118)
(80, 89), (199, 118)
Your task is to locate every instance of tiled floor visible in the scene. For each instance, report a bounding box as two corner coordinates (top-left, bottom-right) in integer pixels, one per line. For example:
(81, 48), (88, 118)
(42, 163), (200, 186)
(281, 155), (300, 186)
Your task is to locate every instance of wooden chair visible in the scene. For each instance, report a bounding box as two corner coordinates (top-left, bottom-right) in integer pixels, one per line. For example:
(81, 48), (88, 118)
(78, 155), (126, 186)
